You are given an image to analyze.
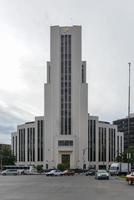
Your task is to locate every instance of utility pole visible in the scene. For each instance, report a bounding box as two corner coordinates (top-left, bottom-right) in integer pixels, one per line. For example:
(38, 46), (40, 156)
(128, 62), (131, 173)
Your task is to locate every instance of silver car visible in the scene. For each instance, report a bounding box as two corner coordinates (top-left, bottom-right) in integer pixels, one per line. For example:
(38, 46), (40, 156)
(45, 169), (63, 176)
(1, 169), (18, 176)
(95, 170), (109, 180)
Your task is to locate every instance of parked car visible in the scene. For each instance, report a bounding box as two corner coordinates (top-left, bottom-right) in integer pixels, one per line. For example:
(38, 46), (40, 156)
(85, 169), (96, 176)
(45, 169), (63, 176)
(126, 172), (134, 185)
(62, 170), (75, 176)
(95, 170), (109, 180)
(1, 169), (18, 176)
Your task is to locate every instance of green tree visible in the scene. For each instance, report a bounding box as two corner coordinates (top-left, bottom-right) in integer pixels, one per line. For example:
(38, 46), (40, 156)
(57, 163), (65, 171)
(126, 146), (134, 165)
(0, 146), (16, 169)
(115, 152), (128, 162)
(36, 165), (43, 173)
(115, 146), (134, 164)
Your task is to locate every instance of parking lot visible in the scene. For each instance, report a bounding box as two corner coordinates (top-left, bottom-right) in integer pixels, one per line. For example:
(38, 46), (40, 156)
(0, 175), (133, 200)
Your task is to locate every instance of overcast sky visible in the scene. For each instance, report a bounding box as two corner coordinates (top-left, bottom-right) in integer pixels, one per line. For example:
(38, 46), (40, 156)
(0, 0), (134, 144)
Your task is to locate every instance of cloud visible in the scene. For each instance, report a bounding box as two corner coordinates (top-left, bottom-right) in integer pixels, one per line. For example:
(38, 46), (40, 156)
(0, 0), (134, 144)
(0, 97), (35, 144)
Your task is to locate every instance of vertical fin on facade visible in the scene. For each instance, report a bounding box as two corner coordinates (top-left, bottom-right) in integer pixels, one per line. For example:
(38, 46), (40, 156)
(82, 61), (86, 83)
(47, 62), (50, 83)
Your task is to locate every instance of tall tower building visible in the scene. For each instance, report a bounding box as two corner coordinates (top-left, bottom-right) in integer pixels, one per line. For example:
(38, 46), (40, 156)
(44, 26), (88, 169)
(11, 25), (124, 170)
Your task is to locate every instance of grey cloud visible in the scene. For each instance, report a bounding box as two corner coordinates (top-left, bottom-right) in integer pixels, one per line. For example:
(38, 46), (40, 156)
(0, 96), (35, 142)
(0, 0), (134, 145)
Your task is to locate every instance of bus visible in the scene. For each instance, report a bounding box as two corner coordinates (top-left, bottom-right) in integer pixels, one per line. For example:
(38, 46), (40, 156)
(2, 165), (35, 175)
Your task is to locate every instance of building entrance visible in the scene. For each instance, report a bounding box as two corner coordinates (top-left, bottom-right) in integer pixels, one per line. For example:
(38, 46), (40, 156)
(62, 154), (70, 169)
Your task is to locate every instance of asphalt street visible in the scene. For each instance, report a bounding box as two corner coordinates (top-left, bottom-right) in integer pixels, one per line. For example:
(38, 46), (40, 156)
(0, 175), (133, 200)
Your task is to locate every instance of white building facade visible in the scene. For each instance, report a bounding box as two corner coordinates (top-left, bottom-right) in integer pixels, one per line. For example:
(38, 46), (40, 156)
(44, 26), (88, 169)
(11, 25), (124, 170)
(11, 116), (44, 166)
(88, 115), (124, 170)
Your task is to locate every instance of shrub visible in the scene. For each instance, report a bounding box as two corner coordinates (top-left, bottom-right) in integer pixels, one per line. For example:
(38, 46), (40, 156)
(36, 165), (43, 173)
(57, 163), (65, 171)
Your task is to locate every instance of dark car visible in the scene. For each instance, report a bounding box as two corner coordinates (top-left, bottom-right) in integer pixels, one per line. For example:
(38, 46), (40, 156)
(85, 169), (96, 176)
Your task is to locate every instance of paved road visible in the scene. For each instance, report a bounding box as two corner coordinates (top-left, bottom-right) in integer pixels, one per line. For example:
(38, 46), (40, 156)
(0, 175), (133, 200)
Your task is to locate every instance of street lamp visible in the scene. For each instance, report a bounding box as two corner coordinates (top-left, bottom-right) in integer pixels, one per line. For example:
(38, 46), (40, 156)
(82, 148), (88, 170)
(128, 62), (131, 174)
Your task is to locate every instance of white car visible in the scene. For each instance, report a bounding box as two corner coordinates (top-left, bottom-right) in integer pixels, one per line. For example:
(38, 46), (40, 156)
(45, 169), (63, 176)
(1, 169), (18, 176)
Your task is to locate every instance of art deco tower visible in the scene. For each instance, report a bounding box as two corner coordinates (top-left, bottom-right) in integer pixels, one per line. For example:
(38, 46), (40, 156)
(44, 26), (88, 169)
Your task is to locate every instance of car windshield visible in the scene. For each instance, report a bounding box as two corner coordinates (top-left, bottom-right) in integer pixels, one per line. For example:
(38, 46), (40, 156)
(110, 166), (117, 170)
(98, 170), (107, 173)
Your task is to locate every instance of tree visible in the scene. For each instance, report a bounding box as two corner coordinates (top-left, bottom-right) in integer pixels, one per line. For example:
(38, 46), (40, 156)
(57, 163), (65, 171)
(36, 165), (43, 173)
(115, 146), (134, 164)
(0, 146), (16, 169)
(115, 152), (128, 163)
(126, 146), (134, 165)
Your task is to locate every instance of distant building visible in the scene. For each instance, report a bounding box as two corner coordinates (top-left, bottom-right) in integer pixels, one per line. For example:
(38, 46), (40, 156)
(88, 115), (124, 170)
(11, 116), (44, 166)
(113, 113), (134, 150)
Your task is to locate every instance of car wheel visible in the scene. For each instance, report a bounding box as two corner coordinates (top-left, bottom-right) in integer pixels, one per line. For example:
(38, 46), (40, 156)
(128, 180), (133, 185)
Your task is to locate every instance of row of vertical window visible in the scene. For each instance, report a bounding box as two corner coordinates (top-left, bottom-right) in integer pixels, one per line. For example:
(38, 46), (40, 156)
(61, 34), (71, 135)
(61, 96), (71, 101)
(82, 64), (85, 83)
(61, 104), (71, 109)
(27, 128), (35, 162)
(61, 82), (71, 87)
(61, 75), (71, 81)
(19, 129), (25, 162)
(61, 88), (71, 94)
(89, 121), (117, 162)
(18, 120), (43, 162)
(89, 120), (96, 162)
(37, 120), (43, 161)
(98, 127), (106, 162)
(109, 128), (115, 162)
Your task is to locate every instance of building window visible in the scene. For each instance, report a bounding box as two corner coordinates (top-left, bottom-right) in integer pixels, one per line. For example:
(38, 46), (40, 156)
(37, 120), (44, 161)
(58, 140), (73, 146)
(61, 34), (72, 135)
(19, 128), (25, 162)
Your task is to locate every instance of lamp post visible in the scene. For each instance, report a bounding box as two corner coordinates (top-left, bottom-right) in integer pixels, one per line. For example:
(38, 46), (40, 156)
(128, 62), (131, 174)
(82, 148), (88, 170)
(45, 160), (48, 169)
